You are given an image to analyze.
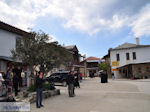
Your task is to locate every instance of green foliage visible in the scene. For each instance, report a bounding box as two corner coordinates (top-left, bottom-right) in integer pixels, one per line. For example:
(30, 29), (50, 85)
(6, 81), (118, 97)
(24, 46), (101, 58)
(99, 62), (107, 71)
(43, 82), (50, 91)
(27, 84), (36, 92)
(27, 83), (51, 92)
(11, 30), (72, 74)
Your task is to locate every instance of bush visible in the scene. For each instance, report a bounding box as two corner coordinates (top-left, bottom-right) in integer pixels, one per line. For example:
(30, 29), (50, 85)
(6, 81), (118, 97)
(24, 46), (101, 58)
(27, 82), (51, 92)
(43, 83), (50, 91)
(27, 84), (36, 92)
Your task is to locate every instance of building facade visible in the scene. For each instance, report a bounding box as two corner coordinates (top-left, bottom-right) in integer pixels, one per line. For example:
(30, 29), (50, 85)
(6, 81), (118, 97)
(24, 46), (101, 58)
(110, 41), (150, 79)
(80, 57), (100, 77)
(0, 21), (29, 74)
(65, 45), (82, 71)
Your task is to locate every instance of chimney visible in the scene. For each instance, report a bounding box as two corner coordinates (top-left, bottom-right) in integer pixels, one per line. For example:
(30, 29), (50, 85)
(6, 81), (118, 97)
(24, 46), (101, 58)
(136, 37), (140, 45)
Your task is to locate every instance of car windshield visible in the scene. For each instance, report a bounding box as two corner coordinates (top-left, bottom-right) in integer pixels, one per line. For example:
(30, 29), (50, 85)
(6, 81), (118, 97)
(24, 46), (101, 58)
(51, 73), (59, 76)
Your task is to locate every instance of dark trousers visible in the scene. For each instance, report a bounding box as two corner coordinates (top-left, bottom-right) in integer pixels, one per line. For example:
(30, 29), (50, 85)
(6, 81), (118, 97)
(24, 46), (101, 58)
(68, 84), (75, 97)
(19, 77), (22, 87)
(13, 84), (18, 96)
(75, 80), (80, 88)
(36, 88), (43, 107)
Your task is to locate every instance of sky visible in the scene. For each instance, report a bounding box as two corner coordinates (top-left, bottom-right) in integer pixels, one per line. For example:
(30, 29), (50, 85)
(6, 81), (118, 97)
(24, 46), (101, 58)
(0, 0), (150, 58)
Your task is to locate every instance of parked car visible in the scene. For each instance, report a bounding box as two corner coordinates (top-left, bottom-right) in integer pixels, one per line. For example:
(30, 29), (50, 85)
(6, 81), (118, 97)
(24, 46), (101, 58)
(0, 73), (15, 102)
(46, 71), (70, 87)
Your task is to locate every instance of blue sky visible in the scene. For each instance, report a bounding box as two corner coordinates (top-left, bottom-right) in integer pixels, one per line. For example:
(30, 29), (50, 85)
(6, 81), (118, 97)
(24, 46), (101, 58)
(0, 0), (150, 58)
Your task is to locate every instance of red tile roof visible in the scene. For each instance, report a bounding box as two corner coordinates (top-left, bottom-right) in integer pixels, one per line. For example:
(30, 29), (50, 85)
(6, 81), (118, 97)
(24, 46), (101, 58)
(86, 57), (100, 60)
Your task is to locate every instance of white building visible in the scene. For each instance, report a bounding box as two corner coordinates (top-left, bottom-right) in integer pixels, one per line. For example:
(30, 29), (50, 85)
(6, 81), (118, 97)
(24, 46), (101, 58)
(0, 21), (28, 73)
(110, 38), (150, 79)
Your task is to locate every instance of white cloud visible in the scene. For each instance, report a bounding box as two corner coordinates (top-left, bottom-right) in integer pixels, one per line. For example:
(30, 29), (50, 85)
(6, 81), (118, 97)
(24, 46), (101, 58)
(110, 15), (129, 29)
(48, 35), (57, 42)
(0, 0), (38, 31)
(0, 0), (150, 37)
(131, 4), (150, 37)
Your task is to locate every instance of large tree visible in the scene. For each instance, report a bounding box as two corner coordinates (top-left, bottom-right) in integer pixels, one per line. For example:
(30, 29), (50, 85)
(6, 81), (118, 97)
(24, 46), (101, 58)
(11, 31), (72, 74)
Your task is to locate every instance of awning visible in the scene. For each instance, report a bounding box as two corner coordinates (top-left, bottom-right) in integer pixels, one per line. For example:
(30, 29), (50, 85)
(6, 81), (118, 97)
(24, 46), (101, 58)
(86, 67), (99, 70)
(72, 64), (85, 68)
(0, 56), (22, 63)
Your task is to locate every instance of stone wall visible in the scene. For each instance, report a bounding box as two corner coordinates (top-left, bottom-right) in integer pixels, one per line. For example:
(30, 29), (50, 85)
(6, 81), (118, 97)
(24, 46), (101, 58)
(132, 63), (150, 78)
(16, 89), (60, 103)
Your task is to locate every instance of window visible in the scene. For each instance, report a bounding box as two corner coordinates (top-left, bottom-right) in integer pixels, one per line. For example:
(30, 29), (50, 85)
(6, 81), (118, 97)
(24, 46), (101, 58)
(126, 53), (130, 60)
(16, 37), (22, 48)
(116, 54), (120, 61)
(133, 52), (136, 60)
(146, 66), (150, 72)
(138, 67), (141, 73)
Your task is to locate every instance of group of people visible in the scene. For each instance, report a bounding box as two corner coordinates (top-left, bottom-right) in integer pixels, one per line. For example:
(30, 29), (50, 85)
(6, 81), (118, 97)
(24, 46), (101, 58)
(66, 71), (83, 97)
(11, 66), (24, 96)
(0, 66), (23, 97)
(1, 68), (83, 108)
(35, 71), (83, 108)
(0, 65), (28, 97)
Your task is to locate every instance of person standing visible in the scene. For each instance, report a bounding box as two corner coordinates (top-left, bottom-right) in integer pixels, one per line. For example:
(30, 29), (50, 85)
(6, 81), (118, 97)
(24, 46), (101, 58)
(13, 72), (19, 96)
(101, 71), (108, 83)
(36, 71), (44, 108)
(79, 72), (83, 82)
(66, 71), (75, 97)
(18, 67), (22, 87)
(74, 71), (80, 88)
(112, 72), (115, 80)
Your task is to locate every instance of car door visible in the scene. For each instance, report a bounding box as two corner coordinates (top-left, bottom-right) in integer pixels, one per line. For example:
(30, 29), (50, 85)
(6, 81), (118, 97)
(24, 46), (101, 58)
(61, 73), (68, 82)
(50, 73), (58, 82)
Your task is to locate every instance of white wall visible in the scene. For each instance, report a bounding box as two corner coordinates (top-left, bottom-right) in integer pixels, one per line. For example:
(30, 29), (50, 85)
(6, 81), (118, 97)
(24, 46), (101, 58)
(0, 60), (7, 73)
(114, 70), (120, 78)
(0, 29), (20, 57)
(110, 46), (150, 68)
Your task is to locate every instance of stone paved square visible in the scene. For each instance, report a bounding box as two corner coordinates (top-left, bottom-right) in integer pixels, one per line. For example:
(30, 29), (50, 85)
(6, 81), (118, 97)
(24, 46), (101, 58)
(31, 78), (150, 112)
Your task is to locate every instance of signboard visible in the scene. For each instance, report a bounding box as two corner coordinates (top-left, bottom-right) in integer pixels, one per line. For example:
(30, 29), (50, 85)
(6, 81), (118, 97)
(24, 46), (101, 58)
(112, 68), (118, 71)
(112, 61), (119, 67)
